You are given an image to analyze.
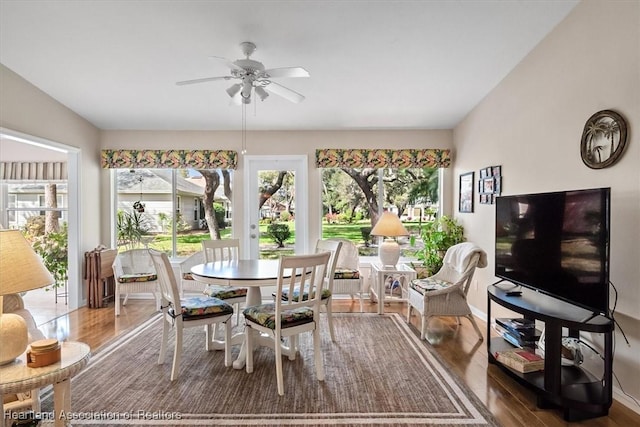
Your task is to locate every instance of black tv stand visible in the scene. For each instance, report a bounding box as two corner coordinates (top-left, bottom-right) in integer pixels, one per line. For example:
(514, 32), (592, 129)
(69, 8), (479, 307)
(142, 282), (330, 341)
(487, 283), (614, 421)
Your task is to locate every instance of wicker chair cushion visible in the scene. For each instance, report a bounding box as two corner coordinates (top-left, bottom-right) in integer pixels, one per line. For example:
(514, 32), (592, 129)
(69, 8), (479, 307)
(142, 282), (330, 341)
(279, 288), (332, 301)
(203, 285), (248, 300)
(169, 296), (233, 320)
(117, 273), (158, 283)
(243, 303), (314, 329)
(409, 277), (451, 295)
(334, 268), (360, 279)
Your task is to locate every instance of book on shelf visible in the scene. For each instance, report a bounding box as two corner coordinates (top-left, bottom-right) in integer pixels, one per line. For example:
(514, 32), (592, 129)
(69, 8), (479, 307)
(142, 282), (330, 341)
(493, 323), (540, 348)
(494, 348), (544, 373)
(495, 317), (539, 339)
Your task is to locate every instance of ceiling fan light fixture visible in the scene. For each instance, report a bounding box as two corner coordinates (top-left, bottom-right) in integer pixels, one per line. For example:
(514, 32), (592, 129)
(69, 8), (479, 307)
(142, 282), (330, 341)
(255, 86), (269, 101)
(226, 83), (241, 98)
(241, 80), (253, 100)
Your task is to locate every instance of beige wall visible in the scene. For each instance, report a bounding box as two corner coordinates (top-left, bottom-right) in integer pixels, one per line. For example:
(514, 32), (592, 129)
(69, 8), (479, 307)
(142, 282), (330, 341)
(453, 0), (639, 409)
(0, 64), (102, 310)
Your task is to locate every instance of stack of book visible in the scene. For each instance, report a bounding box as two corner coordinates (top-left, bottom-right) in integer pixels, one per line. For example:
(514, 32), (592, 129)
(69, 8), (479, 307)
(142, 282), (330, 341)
(494, 348), (545, 373)
(494, 317), (541, 349)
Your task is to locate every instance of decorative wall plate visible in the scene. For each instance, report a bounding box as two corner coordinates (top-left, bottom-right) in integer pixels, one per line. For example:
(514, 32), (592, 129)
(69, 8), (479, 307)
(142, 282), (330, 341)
(580, 110), (628, 169)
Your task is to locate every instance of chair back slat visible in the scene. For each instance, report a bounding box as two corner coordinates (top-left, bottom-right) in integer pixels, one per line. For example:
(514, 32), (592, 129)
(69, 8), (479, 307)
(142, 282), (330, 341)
(202, 238), (240, 262)
(275, 252), (330, 327)
(148, 249), (181, 307)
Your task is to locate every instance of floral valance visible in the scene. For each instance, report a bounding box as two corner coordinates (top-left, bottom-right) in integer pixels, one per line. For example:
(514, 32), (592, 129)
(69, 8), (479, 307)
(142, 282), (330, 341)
(101, 150), (237, 169)
(315, 149), (451, 169)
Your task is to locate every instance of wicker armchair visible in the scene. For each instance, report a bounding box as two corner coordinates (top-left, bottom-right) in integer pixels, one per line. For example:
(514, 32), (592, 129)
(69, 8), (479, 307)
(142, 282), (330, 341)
(406, 242), (487, 341)
(178, 250), (206, 295)
(112, 249), (160, 316)
(328, 238), (364, 312)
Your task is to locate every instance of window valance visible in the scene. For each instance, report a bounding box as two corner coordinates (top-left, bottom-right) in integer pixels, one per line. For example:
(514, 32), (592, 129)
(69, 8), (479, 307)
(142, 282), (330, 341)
(100, 149), (238, 169)
(315, 148), (451, 168)
(0, 162), (67, 181)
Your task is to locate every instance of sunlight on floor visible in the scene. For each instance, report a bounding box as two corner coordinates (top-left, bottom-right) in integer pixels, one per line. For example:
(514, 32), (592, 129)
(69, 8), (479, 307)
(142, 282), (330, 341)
(21, 287), (73, 327)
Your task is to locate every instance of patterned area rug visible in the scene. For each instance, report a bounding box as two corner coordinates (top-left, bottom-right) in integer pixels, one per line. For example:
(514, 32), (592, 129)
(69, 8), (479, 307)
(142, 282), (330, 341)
(41, 313), (499, 426)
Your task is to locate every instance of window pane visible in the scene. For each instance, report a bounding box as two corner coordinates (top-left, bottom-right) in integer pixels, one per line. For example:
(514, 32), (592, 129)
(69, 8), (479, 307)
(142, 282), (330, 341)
(115, 168), (233, 258)
(4, 182), (67, 230)
(321, 167), (439, 258)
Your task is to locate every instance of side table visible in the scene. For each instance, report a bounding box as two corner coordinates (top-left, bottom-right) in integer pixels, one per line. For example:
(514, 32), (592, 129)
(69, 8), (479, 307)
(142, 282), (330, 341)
(369, 262), (417, 314)
(1, 341), (91, 427)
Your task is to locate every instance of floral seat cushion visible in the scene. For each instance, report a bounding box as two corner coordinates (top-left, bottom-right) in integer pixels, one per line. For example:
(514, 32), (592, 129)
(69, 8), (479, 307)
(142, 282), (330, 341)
(243, 303), (314, 329)
(334, 268), (360, 280)
(203, 285), (248, 300)
(279, 288), (332, 301)
(168, 296), (233, 320)
(118, 273), (157, 283)
(409, 277), (451, 295)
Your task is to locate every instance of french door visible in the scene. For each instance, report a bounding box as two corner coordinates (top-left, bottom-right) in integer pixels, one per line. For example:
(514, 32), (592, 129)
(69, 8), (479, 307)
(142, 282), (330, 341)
(243, 155), (308, 259)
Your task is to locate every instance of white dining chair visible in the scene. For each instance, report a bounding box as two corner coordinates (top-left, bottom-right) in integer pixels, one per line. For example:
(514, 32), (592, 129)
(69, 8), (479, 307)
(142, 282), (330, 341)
(243, 251), (331, 396)
(277, 239), (342, 342)
(201, 238), (247, 324)
(149, 249), (234, 381)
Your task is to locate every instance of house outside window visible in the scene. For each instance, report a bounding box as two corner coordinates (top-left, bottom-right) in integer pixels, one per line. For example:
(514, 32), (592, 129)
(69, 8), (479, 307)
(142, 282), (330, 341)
(114, 168), (232, 257)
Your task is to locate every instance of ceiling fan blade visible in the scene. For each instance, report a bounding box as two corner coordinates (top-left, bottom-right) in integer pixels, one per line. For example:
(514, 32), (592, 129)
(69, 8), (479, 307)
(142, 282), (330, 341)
(265, 81), (305, 103)
(210, 56), (244, 71)
(176, 76), (231, 86)
(263, 67), (310, 78)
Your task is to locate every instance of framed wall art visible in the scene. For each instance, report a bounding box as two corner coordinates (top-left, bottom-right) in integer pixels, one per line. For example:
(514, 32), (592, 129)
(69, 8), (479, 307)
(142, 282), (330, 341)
(478, 165), (502, 205)
(580, 109), (628, 169)
(459, 172), (474, 213)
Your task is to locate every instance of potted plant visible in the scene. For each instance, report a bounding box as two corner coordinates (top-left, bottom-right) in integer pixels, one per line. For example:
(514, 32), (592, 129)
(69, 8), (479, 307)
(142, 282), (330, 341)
(413, 215), (465, 277)
(116, 210), (151, 249)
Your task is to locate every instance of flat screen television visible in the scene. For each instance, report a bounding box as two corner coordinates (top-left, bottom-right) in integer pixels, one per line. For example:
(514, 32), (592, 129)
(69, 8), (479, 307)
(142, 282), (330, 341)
(495, 187), (610, 316)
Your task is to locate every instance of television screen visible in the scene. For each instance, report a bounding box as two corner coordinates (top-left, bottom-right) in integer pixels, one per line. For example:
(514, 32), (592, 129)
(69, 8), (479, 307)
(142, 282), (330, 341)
(495, 188), (610, 315)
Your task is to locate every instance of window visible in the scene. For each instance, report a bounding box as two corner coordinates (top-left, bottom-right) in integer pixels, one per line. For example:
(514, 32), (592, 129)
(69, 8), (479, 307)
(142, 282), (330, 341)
(114, 168), (233, 257)
(321, 167), (439, 256)
(4, 182), (68, 230)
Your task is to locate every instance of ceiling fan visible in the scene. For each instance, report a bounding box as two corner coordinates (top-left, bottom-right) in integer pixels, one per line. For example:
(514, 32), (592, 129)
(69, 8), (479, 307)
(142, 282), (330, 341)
(176, 41), (309, 105)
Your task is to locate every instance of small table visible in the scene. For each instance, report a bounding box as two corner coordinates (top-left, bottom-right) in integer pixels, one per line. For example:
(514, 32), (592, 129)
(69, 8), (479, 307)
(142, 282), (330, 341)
(191, 259), (297, 369)
(0, 341), (91, 427)
(369, 262), (417, 314)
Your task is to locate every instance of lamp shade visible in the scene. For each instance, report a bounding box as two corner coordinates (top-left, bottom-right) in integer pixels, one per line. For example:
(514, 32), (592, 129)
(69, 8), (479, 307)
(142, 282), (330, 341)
(0, 229), (54, 295)
(370, 212), (409, 237)
(0, 230), (55, 364)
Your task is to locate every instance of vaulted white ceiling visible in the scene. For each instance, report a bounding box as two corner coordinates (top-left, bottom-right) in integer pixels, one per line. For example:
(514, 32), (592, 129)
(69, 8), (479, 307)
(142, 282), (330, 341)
(0, 1), (578, 131)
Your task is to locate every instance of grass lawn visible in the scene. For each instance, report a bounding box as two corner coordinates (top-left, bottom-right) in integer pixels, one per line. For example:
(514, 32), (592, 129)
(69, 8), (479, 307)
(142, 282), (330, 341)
(145, 220), (425, 258)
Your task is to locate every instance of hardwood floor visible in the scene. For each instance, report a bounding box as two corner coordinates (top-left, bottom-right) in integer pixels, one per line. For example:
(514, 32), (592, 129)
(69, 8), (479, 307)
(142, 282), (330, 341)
(39, 297), (639, 427)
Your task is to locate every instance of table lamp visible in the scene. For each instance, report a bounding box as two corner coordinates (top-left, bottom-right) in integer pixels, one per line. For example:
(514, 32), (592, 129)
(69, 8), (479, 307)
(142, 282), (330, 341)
(370, 212), (409, 269)
(0, 229), (54, 364)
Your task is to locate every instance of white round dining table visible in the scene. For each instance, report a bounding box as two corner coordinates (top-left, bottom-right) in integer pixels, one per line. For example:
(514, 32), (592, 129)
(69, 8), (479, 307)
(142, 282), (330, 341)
(190, 259), (296, 369)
